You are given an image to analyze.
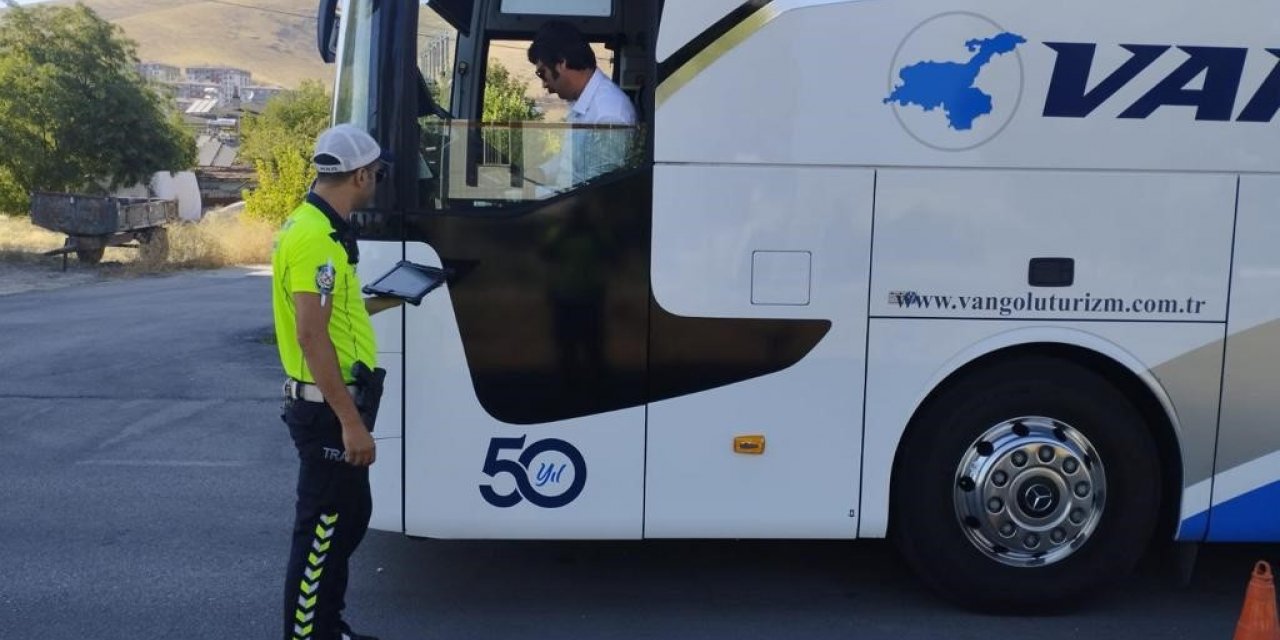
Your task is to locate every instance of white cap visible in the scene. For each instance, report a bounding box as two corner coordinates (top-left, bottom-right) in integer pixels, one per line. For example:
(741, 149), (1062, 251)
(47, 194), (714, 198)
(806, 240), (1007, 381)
(312, 124), (386, 174)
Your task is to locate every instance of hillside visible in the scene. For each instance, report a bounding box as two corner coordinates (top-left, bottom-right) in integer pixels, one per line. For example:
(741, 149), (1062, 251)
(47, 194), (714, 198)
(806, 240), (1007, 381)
(5, 1), (569, 113)
(55, 0), (331, 89)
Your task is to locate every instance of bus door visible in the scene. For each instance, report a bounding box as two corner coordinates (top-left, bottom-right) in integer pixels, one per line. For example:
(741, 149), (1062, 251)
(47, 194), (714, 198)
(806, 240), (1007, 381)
(352, 0), (657, 538)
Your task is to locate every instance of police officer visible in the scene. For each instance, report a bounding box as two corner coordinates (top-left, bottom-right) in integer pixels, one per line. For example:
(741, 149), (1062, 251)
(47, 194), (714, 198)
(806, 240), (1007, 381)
(272, 124), (400, 640)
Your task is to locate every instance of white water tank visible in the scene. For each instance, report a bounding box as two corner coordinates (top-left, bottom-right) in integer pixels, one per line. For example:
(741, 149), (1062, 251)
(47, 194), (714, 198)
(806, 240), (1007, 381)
(111, 171), (204, 221)
(150, 171), (202, 221)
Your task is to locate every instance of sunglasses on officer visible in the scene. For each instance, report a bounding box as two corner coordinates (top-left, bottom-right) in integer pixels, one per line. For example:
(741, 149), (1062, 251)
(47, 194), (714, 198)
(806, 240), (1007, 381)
(359, 163), (388, 184)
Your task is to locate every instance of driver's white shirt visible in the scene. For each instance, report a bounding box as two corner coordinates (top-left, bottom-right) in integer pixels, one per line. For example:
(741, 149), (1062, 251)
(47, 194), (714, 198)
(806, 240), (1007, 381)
(568, 69), (637, 127)
(544, 69), (637, 188)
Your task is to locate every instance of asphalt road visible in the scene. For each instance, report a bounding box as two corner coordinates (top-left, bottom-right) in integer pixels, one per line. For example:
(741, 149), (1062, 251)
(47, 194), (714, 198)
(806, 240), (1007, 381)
(0, 267), (1276, 639)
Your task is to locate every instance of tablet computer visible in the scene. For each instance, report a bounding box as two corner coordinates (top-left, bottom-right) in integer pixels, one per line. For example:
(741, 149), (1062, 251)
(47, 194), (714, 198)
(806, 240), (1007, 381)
(361, 260), (447, 306)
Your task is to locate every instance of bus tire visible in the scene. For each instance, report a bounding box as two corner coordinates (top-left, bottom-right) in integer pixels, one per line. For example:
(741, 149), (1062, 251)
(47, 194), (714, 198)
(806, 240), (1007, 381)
(890, 355), (1160, 612)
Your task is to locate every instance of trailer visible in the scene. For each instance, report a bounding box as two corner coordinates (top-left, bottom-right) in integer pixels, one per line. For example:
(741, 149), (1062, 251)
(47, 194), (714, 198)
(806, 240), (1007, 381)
(29, 192), (177, 265)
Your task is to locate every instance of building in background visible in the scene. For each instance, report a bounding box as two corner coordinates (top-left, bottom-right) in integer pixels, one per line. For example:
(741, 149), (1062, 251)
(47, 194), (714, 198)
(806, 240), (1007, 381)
(185, 66), (253, 101)
(139, 62), (287, 153)
(137, 62), (181, 84)
(172, 81), (220, 100)
(419, 33), (454, 80)
(131, 62), (283, 210)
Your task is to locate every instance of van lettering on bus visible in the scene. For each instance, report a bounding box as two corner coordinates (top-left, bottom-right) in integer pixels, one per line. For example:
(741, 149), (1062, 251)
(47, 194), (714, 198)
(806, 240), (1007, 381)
(1043, 43), (1280, 122)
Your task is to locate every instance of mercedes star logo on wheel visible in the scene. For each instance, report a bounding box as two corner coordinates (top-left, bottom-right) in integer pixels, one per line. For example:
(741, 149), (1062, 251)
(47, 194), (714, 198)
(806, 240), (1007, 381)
(1022, 483), (1056, 515)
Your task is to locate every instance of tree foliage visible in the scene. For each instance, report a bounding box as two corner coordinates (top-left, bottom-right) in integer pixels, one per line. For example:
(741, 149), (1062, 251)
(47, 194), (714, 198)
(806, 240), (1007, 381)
(482, 61), (541, 124)
(240, 62), (542, 223)
(481, 61), (543, 164)
(243, 147), (313, 226)
(238, 80), (330, 172)
(238, 80), (330, 223)
(0, 4), (195, 215)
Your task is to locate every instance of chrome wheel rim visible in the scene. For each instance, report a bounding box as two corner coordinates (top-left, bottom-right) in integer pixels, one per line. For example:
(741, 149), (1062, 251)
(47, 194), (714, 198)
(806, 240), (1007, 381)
(953, 417), (1106, 568)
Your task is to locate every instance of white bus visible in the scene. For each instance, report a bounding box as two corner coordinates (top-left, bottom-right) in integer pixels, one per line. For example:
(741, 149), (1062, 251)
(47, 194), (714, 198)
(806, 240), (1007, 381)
(318, 0), (1280, 610)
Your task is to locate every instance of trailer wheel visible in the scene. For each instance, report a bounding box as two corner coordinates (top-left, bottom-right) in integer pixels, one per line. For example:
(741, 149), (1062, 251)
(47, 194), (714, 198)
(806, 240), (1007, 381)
(139, 228), (170, 264)
(891, 356), (1160, 612)
(75, 247), (104, 264)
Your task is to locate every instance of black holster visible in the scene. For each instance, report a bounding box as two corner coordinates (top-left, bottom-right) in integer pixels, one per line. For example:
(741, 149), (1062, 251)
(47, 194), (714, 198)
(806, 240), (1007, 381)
(351, 361), (386, 432)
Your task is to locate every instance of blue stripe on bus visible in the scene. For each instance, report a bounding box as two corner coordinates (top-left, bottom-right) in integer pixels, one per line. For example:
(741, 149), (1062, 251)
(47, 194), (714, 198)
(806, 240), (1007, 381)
(1176, 510), (1209, 542)
(1204, 480), (1280, 542)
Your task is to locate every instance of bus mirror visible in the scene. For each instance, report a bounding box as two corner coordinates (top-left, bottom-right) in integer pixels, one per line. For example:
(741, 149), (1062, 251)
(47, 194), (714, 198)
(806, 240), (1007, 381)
(317, 0), (340, 63)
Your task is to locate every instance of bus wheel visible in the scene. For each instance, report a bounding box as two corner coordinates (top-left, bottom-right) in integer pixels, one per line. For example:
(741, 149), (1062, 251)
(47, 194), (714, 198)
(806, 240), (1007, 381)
(891, 356), (1160, 612)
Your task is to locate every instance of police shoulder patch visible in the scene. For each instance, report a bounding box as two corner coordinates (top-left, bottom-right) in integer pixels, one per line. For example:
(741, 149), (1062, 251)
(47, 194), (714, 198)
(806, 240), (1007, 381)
(315, 260), (337, 295)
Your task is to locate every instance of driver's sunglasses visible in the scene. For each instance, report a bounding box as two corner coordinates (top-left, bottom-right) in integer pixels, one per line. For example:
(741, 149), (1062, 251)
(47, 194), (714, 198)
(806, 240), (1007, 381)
(365, 165), (388, 183)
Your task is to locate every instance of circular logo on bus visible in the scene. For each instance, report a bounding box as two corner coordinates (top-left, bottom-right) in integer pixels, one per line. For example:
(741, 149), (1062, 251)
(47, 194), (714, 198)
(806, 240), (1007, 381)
(884, 12), (1027, 151)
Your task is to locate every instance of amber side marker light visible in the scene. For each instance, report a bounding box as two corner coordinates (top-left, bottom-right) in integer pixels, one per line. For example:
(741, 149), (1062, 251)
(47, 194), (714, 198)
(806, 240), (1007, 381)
(734, 435), (766, 455)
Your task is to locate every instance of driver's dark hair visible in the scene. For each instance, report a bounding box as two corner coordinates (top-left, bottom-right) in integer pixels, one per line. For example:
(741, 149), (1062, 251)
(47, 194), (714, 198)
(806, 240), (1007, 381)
(527, 21), (596, 71)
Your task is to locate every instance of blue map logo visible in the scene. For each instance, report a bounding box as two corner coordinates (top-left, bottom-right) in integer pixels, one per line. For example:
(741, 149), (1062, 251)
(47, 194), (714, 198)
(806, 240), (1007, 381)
(885, 14), (1027, 151)
(886, 33), (1026, 131)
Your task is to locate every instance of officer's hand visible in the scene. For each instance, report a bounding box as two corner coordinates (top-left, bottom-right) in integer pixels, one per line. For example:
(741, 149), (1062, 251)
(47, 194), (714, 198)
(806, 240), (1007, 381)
(342, 423), (377, 467)
(365, 296), (404, 317)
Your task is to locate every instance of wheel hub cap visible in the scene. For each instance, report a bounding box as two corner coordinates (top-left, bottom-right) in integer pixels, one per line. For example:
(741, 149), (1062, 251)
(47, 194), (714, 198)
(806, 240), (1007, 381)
(953, 417), (1106, 567)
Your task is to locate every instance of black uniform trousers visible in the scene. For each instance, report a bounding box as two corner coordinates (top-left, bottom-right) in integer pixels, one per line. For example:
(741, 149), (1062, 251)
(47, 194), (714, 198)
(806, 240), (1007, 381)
(281, 398), (372, 640)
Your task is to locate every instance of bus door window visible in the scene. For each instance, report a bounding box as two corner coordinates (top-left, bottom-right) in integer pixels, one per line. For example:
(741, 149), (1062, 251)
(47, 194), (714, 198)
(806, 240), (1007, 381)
(396, 0), (652, 211)
(463, 40), (638, 200)
(430, 40), (641, 206)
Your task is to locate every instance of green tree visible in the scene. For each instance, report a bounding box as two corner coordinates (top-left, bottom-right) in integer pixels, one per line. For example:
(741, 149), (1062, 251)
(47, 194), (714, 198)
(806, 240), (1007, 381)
(243, 147), (313, 226)
(480, 61), (543, 165)
(241, 62), (539, 222)
(482, 61), (540, 124)
(0, 4), (195, 215)
(238, 80), (330, 223)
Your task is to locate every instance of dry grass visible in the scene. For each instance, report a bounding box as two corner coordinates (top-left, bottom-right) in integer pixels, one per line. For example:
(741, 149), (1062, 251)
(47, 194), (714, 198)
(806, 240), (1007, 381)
(153, 214), (276, 271)
(0, 215), (66, 260)
(0, 213), (275, 272)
